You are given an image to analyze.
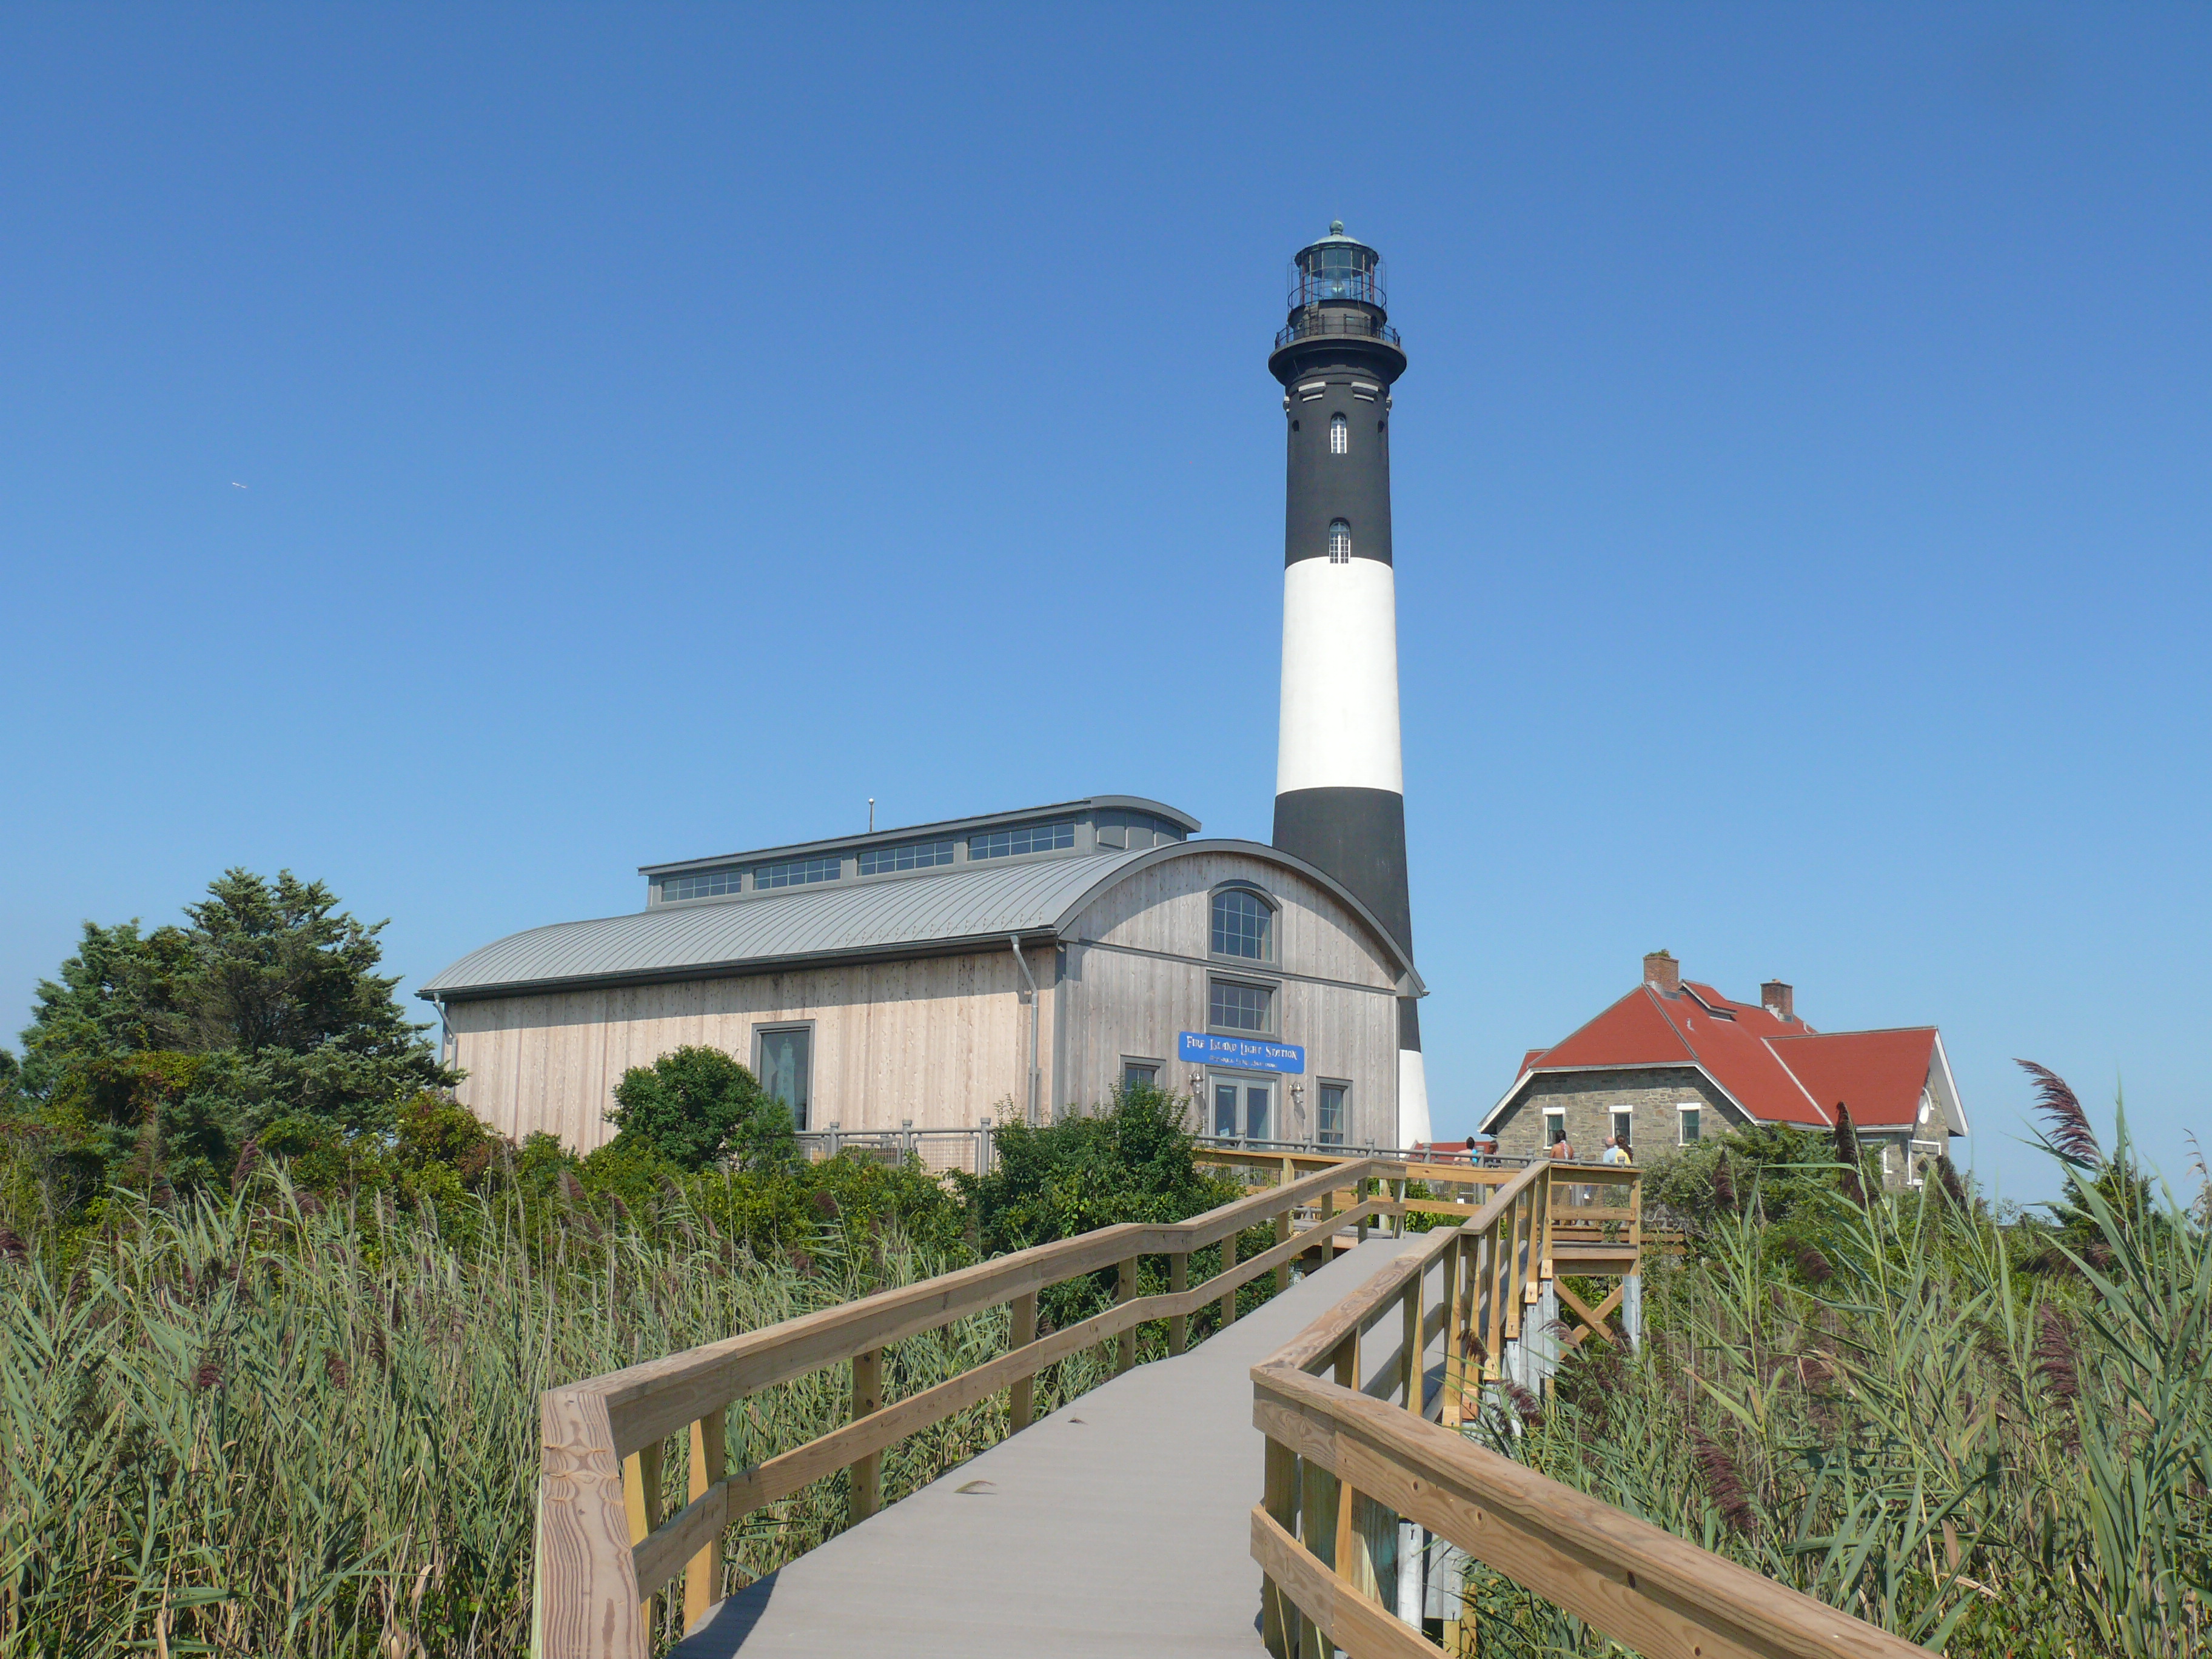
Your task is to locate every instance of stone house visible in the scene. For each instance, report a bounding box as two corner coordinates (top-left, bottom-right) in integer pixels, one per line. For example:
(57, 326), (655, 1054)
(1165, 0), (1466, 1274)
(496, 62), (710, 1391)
(1481, 953), (1968, 1190)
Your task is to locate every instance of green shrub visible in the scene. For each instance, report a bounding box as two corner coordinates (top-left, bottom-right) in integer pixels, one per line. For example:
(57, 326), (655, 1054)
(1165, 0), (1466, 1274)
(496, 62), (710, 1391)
(606, 1045), (795, 1172)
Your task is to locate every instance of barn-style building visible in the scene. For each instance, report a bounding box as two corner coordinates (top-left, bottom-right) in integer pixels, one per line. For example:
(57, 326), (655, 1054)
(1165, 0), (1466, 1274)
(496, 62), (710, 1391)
(421, 796), (1424, 1155)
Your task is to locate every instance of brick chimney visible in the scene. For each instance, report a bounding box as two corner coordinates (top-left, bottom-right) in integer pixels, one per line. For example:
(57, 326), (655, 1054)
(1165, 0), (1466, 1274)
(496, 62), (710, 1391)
(1643, 951), (1680, 994)
(1761, 980), (1795, 1022)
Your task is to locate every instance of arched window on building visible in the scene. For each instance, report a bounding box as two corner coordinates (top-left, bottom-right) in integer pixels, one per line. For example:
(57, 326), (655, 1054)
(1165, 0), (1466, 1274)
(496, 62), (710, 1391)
(1210, 885), (1274, 960)
(1327, 519), (1351, 564)
(1329, 412), (1347, 454)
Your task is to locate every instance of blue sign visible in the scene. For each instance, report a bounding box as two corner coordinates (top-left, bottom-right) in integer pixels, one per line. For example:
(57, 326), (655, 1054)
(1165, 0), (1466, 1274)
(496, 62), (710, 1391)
(1178, 1031), (1305, 1073)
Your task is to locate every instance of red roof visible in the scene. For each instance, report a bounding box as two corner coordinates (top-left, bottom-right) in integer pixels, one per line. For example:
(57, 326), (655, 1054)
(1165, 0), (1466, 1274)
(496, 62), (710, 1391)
(1769, 1027), (1939, 1129)
(1495, 980), (1945, 1134)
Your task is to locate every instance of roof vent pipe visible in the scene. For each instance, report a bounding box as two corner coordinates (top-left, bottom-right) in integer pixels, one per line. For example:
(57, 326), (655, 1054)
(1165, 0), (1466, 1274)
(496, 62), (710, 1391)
(1009, 936), (1041, 1127)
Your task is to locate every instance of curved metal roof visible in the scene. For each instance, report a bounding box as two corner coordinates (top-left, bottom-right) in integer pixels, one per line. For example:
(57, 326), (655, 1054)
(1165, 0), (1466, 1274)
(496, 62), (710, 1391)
(420, 839), (1421, 1002)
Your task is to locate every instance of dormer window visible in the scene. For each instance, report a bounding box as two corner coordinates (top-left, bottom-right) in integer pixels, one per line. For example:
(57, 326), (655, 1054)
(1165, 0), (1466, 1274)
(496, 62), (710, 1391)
(1329, 413), (1347, 454)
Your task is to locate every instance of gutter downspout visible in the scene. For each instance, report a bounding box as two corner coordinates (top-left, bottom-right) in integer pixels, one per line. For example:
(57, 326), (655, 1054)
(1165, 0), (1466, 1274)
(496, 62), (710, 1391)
(1009, 935), (1040, 1127)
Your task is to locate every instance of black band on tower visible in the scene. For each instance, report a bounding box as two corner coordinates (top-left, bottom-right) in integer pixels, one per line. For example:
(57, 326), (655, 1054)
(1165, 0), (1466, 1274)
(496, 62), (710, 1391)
(1398, 997), (1422, 1053)
(1272, 785), (1414, 962)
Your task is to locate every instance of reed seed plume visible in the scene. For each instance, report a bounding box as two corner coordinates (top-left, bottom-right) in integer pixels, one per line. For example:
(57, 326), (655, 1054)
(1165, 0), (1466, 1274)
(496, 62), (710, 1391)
(1832, 1104), (1865, 1205)
(1692, 1428), (1759, 1535)
(1712, 1152), (1737, 1213)
(2033, 1304), (2079, 1404)
(1503, 1380), (1546, 1429)
(2016, 1060), (2103, 1168)
(1936, 1153), (1969, 1211)
(1794, 1243), (1832, 1283)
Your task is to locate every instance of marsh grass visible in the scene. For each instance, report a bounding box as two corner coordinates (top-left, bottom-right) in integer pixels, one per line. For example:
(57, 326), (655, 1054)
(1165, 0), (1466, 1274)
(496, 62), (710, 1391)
(0, 1172), (1128, 1657)
(1471, 1119), (2211, 1658)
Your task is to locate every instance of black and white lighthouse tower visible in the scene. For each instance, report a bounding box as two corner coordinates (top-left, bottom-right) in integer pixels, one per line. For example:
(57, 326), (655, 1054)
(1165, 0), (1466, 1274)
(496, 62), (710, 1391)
(1268, 223), (1429, 1147)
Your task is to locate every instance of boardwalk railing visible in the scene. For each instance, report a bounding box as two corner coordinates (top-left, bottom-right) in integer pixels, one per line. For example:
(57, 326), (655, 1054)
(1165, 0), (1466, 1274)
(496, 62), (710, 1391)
(1250, 1159), (1935, 1659)
(535, 1152), (1425, 1659)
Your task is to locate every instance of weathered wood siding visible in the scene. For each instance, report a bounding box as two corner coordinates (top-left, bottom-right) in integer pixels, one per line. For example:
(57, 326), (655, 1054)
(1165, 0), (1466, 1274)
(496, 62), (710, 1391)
(446, 848), (1411, 1153)
(449, 947), (1054, 1153)
(1057, 851), (1402, 1146)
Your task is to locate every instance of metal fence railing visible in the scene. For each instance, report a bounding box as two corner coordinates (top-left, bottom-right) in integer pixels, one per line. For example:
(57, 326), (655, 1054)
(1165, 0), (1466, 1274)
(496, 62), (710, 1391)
(796, 1123), (998, 1178)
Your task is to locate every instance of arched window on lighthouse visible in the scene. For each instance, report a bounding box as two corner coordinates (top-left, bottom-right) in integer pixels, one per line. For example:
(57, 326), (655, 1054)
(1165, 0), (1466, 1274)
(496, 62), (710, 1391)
(1327, 519), (1352, 563)
(1329, 412), (1348, 454)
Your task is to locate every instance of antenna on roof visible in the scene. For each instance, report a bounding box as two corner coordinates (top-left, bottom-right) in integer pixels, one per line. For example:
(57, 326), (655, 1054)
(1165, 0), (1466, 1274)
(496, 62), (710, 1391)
(868, 798), (876, 833)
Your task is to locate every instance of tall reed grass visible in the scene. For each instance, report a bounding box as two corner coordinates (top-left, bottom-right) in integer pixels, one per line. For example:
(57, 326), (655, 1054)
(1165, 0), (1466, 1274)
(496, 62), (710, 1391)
(1471, 1122), (2211, 1657)
(0, 1173), (1111, 1657)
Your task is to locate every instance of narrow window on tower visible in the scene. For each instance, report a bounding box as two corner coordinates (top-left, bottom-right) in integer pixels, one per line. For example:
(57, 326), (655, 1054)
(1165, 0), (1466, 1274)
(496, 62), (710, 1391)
(1329, 413), (1348, 454)
(1327, 519), (1352, 563)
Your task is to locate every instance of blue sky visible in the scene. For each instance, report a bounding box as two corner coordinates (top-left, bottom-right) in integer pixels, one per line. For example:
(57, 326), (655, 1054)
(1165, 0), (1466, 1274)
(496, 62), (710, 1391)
(3, 6), (2206, 1205)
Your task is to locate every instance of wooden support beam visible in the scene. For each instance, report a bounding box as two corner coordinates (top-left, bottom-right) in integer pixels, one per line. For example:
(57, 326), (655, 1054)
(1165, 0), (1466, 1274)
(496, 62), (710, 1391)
(1400, 1280), (1421, 1416)
(1116, 1257), (1139, 1374)
(682, 1412), (725, 1631)
(848, 1349), (882, 1526)
(1556, 1281), (1625, 1349)
(1009, 1291), (1037, 1432)
(1260, 1436), (1299, 1658)
(623, 1440), (663, 1635)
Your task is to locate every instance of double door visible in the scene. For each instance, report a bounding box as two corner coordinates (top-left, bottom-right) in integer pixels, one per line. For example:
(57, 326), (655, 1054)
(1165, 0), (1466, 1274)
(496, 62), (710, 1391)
(1211, 1074), (1275, 1143)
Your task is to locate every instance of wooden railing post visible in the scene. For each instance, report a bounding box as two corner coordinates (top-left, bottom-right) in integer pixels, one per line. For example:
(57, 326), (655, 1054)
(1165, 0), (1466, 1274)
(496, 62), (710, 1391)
(1439, 1230), (1462, 1427)
(1274, 1206), (1292, 1294)
(683, 1411), (726, 1631)
(1401, 1278), (1421, 1416)
(1219, 1228), (1239, 1329)
(1116, 1256), (1139, 1373)
(1259, 1435), (1299, 1658)
(623, 1440), (663, 1634)
(1329, 1333), (1370, 1603)
(848, 1349), (883, 1525)
(1009, 1291), (1037, 1431)
(1168, 1252), (1189, 1355)
(1356, 1177), (1369, 1244)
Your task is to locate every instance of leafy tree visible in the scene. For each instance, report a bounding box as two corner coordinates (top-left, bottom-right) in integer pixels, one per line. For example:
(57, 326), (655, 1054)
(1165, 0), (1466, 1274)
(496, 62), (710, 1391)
(12, 870), (453, 1200)
(606, 1045), (795, 1173)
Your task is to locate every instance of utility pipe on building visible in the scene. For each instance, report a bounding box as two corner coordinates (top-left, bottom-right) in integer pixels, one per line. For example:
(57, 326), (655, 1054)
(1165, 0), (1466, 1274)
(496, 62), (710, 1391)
(1008, 935), (1041, 1126)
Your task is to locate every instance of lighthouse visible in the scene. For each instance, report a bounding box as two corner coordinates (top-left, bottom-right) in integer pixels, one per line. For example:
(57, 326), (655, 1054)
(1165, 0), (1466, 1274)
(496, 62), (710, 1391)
(1268, 223), (1429, 1147)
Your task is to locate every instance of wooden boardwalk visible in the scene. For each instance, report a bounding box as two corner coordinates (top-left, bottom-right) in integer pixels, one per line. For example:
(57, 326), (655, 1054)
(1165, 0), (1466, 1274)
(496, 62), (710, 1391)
(672, 1237), (1421, 1657)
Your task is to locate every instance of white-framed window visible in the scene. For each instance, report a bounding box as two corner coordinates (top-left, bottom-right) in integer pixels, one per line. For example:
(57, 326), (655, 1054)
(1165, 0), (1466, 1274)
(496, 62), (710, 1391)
(1677, 1103), (1701, 1145)
(1327, 518), (1352, 563)
(754, 1023), (815, 1130)
(1329, 412), (1348, 454)
(1543, 1108), (1567, 1149)
(1612, 1108), (1634, 1151)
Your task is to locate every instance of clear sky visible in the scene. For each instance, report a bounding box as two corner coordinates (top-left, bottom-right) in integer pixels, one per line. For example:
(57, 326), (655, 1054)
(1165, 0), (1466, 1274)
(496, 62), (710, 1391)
(4, 6), (2206, 1206)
